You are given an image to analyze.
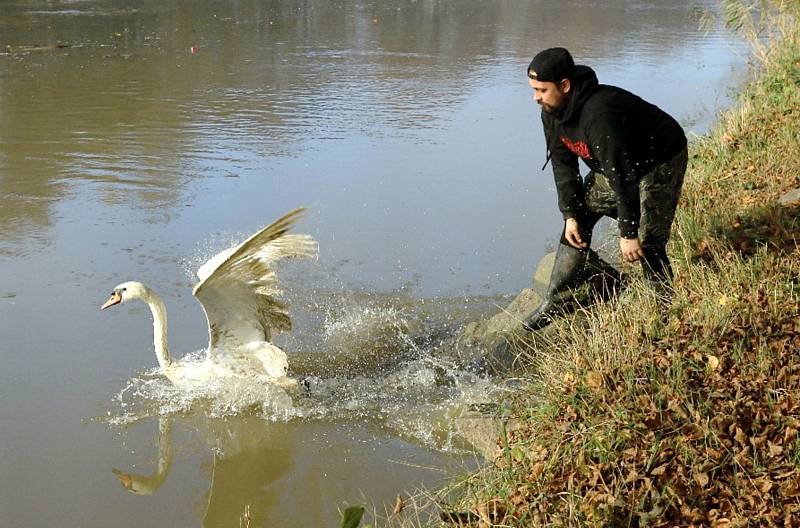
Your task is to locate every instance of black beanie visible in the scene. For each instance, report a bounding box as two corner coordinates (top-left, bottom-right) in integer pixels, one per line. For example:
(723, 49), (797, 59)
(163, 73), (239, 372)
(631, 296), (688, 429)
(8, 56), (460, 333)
(527, 47), (576, 82)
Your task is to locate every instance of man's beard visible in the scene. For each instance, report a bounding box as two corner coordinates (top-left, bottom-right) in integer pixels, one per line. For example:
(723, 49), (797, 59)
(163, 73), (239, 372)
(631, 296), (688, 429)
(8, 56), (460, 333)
(539, 99), (565, 116)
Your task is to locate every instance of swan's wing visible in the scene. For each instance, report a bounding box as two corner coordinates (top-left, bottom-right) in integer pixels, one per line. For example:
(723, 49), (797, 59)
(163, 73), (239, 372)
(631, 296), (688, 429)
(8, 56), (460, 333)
(192, 208), (318, 352)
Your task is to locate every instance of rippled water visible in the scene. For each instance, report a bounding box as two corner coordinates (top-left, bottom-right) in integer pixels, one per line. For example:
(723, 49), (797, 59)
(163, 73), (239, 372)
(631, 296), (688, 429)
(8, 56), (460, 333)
(0, 0), (748, 526)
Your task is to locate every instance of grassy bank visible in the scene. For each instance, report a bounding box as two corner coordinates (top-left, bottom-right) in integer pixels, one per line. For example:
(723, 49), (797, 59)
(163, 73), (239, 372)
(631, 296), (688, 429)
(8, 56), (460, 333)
(379, 3), (800, 527)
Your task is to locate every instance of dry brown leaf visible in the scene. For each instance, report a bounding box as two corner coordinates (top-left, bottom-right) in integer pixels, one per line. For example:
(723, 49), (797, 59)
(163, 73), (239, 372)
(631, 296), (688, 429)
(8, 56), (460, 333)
(768, 441), (784, 458)
(526, 446), (548, 463)
(624, 469), (640, 484)
(781, 479), (800, 498)
(393, 494), (405, 515)
(651, 464), (667, 476)
(694, 471), (710, 488)
(474, 499), (506, 526)
(683, 423), (705, 441)
(585, 371), (604, 390)
(707, 354), (720, 371)
(509, 486), (529, 506)
(475, 501), (490, 525)
(754, 478), (773, 494)
(785, 427), (798, 443)
(735, 427), (747, 445)
(529, 461), (545, 480)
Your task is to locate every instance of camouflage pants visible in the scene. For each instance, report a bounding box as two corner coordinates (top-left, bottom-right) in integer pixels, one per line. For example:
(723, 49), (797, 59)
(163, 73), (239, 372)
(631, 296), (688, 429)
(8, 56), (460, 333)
(567, 147), (688, 282)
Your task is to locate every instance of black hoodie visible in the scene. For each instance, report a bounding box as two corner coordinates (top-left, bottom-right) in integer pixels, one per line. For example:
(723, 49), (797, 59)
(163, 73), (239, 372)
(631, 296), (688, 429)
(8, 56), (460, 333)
(541, 65), (687, 238)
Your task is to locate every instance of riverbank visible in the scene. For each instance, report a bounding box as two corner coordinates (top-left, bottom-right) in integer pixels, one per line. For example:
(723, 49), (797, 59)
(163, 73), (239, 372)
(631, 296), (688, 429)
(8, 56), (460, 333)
(381, 3), (800, 527)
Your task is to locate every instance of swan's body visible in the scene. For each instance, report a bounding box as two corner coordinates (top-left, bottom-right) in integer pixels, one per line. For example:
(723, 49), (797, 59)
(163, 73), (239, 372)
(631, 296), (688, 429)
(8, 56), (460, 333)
(101, 208), (317, 387)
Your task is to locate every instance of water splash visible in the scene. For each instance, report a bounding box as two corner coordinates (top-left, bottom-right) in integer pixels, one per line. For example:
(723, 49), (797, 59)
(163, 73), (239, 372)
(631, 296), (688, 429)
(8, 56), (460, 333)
(112, 234), (504, 450)
(107, 290), (504, 452)
(109, 355), (301, 426)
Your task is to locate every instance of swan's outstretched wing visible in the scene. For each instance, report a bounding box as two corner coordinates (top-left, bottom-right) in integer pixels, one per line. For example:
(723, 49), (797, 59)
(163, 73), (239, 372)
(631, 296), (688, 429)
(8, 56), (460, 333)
(192, 208), (317, 353)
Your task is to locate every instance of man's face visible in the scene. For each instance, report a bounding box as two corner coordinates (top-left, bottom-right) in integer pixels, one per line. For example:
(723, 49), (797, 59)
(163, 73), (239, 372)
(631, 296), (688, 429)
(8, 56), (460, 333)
(529, 78), (570, 114)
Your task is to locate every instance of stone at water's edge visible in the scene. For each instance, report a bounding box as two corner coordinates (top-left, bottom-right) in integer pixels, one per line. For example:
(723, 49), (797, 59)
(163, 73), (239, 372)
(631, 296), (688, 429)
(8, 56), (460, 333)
(453, 411), (503, 460)
(532, 251), (555, 292)
(460, 288), (541, 346)
(779, 187), (800, 206)
(460, 251), (554, 350)
(452, 253), (557, 456)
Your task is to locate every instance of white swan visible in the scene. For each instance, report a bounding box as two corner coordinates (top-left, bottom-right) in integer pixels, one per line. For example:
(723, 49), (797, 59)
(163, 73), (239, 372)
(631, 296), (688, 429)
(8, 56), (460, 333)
(101, 208), (317, 387)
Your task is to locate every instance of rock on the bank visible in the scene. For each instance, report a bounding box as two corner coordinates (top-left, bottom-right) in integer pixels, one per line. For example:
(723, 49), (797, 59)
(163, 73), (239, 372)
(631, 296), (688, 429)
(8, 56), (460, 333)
(779, 187), (800, 206)
(461, 253), (555, 350)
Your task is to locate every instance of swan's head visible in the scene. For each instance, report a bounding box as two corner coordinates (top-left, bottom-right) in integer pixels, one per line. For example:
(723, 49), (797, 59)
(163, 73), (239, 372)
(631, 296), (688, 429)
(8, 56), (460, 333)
(100, 281), (148, 310)
(112, 468), (160, 495)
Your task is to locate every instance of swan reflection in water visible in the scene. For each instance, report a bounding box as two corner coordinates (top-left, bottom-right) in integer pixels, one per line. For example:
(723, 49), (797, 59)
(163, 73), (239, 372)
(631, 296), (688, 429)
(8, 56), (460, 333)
(112, 415), (296, 527)
(110, 414), (468, 527)
(112, 418), (174, 496)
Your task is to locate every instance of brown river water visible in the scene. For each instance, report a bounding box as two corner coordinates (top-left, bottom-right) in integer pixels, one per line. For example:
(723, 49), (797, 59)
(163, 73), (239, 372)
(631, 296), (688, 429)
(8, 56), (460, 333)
(0, 1), (747, 526)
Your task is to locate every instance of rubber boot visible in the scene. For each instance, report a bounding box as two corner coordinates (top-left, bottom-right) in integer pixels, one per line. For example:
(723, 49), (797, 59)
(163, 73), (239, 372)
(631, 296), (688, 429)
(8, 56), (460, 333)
(641, 246), (672, 283)
(522, 243), (587, 332)
(641, 245), (674, 299)
(584, 249), (624, 302)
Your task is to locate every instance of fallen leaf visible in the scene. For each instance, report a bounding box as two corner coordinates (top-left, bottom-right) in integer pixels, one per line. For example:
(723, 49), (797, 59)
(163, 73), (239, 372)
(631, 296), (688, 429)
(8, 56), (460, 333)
(585, 371), (604, 389)
(393, 495), (405, 515)
(754, 478), (773, 494)
(526, 446), (548, 462)
(509, 486), (529, 506)
(707, 354), (720, 371)
(785, 427), (798, 443)
(474, 499), (506, 526)
(735, 427), (747, 445)
(529, 461), (545, 480)
(695, 471), (710, 487)
(651, 464), (667, 476)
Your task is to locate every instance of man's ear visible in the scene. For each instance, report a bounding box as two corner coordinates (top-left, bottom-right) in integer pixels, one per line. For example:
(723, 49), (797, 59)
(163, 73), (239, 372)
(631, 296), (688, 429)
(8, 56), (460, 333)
(559, 78), (571, 94)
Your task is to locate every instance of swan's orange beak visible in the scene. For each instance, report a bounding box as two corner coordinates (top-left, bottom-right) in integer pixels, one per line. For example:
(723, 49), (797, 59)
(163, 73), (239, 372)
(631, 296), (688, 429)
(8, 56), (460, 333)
(112, 468), (134, 490)
(101, 292), (122, 310)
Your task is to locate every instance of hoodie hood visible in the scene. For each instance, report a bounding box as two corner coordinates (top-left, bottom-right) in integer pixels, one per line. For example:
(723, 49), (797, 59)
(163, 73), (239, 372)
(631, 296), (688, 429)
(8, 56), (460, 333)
(556, 65), (598, 124)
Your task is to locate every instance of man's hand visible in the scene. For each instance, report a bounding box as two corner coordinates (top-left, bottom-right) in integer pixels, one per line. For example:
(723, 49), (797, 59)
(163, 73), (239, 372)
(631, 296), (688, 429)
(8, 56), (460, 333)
(564, 218), (588, 249)
(620, 237), (645, 263)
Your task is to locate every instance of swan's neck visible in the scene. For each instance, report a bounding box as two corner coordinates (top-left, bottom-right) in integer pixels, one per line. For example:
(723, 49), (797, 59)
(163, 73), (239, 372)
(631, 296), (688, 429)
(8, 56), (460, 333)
(155, 418), (173, 477)
(141, 288), (172, 370)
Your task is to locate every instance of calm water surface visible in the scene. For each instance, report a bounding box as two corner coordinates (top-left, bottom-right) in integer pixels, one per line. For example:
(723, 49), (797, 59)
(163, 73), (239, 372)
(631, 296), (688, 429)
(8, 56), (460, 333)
(0, 1), (747, 526)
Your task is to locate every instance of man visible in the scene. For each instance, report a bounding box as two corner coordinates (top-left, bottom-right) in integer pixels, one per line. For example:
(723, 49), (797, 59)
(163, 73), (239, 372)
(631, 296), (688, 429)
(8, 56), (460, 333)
(522, 47), (688, 331)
